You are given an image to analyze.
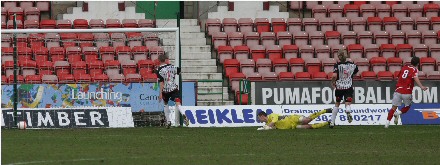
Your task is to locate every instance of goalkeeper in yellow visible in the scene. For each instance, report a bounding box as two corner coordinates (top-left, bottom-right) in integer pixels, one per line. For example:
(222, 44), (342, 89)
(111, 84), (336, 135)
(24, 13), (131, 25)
(257, 108), (333, 130)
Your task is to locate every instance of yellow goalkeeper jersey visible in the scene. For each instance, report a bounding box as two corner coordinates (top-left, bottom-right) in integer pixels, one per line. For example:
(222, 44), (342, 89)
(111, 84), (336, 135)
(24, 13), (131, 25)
(266, 113), (301, 129)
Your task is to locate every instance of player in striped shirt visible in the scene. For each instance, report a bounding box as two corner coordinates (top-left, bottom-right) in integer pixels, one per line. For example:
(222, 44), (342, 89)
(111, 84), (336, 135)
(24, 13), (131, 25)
(330, 49), (359, 128)
(385, 57), (428, 128)
(156, 54), (189, 128)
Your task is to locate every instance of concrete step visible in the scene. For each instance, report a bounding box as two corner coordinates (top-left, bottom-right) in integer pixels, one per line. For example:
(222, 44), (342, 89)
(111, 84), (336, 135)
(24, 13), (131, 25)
(180, 26), (201, 33)
(162, 38), (206, 46)
(182, 66), (217, 73)
(168, 52), (212, 60)
(182, 73), (223, 80)
(158, 32), (205, 39)
(198, 87), (228, 94)
(171, 59), (216, 66)
(164, 46), (211, 53)
(197, 101), (235, 106)
(156, 19), (198, 27)
(193, 81), (224, 87)
(197, 93), (230, 101)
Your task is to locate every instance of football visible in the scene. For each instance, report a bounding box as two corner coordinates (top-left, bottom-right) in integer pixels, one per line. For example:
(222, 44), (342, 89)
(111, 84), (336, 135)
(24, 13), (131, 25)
(18, 121), (26, 130)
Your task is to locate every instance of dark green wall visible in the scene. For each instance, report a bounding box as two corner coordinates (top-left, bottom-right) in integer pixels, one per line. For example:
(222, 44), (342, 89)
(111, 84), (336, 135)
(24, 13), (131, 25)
(136, 1), (180, 19)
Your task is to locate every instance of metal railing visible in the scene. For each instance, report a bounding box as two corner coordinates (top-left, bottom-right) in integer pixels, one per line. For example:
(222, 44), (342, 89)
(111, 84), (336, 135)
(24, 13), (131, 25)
(196, 79), (225, 103)
(238, 79), (251, 105)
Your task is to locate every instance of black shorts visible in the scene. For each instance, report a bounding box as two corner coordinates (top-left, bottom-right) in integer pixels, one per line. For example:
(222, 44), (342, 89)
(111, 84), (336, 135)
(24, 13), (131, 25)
(335, 88), (354, 103)
(162, 89), (180, 103)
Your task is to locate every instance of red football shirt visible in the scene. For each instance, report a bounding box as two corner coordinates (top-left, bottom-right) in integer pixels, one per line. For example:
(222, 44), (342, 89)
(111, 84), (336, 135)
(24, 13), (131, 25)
(395, 65), (418, 94)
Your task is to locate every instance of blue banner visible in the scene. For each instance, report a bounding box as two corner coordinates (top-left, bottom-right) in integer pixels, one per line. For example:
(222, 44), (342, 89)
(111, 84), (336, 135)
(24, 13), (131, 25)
(401, 103), (440, 125)
(1, 82), (196, 112)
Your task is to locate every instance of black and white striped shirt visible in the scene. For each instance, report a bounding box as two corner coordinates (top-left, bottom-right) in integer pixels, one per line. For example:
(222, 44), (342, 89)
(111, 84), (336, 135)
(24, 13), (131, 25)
(333, 62), (359, 90)
(156, 64), (181, 93)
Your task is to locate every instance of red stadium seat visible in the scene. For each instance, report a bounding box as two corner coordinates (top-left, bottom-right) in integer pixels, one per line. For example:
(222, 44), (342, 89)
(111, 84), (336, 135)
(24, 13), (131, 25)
(399, 17), (414, 32)
(364, 44), (380, 60)
(325, 31), (341, 46)
(342, 31), (357, 45)
(278, 72), (294, 81)
(367, 17), (382, 32)
(335, 17), (350, 33)
(309, 31), (324, 47)
(8, 7), (24, 22)
(238, 18), (254, 33)
(376, 4), (391, 18)
(432, 17), (440, 31)
(426, 71), (440, 80)
(329, 4), (344, 19)
(344, 4), (360, 19)
(406, 30), (422, 45)
(361, 71), (377, 79)
(322, 58), (337, 73)
(229, 72), (246, 93)
(54, 61), (71, 76)
(354, 58), (370, 73)
(299, 45), (314, 60)
(430, 44), (440, 62)
(303, 18), (318, 33)
(370, 57), (387, 73)
(33, 46), (49, 63)
(383, 17), (398, 32)
(149, 46), (164, 61)
(293, 31), (309, 47)
(283, 45), (298, 61)
(358, 31), (373, 45)
(422, 30), (437, 46)
(106, 19), (121, 28)
(316, 45), (331, 61)
(245, 32), (260, 47)
(396, 44), (413, 59)
(360, 4), (375, 18)
(313, 5), (327, 19)
(295, 72), (311, 80)
(250, 45), (266, 61)
(212, 32), (227, 50)
(234, 45), (250, 61)
(261, 32), (276, 47)
(287, 18), (301, 33)
(262, 72), (278, 81)
(206, 18), (221, 36)
(240, 59), (255, 75)
(73, 19), (88, 29)
(255, 18), (270, 33)
(109, 74), (125, 82)
(424, 3), (440, 18)
(409, 4), (423, 20)
(374, 31), (390, 45)
(92, 74), (109, 82)
(420, 57), (436, 72)
(138, 19), (154, 28)
(305, 58), (321, 74)
(273, 58), (288, 75)
(266, 45), (282, 61)
(392, 4), (408, 20)
(271, 18), (287, 33)
(121, 60), (137, 76)
(390, 31), (405, 45)
(8, 75), (24, 83)
(223, 18), (238, 33)
(416, 17), (430, 32)
(218, 46), (233, 64)
(289, 58), (305, 73)
(141, 73), (158, 82)
(143, 32), (159, 47)
(347, 44), (364, 60)
(312, 72), (327, 80)
(126, 32), (143, 48)
(256, 58), (272, 74)
(224, 59), (240, 78)
(228, 32), (244, 47)
(245, 72), (262, 81)
(90, 19), (105, 29)
(413, 44), (428, 58)
(66, 47), (82, 63)
(276, 31), (292, 47)
(380, 44), (396, 59)
(377, 71), (394, 81)
(320, 18), (335, 32)
(387, 57), (403, 73)
(122, 19), (138, 28)
(132, 46), (149, 63)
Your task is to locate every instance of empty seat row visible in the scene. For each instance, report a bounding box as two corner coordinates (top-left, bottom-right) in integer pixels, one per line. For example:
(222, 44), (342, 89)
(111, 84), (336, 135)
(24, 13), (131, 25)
(1, 18), (155, 29)
(206, 16), (440, 34)
(1, 6), (40, 22)
(212, 30), (440, 49)
(1, 46), (165, 64)
(217, 44), (440, 63)
(291, 1), (436, 10)
(312, 3), (440, 19)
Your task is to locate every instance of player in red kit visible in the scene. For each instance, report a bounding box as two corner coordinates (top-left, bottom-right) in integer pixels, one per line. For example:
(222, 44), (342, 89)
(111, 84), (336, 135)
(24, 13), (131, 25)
(385, 57), (428, 128)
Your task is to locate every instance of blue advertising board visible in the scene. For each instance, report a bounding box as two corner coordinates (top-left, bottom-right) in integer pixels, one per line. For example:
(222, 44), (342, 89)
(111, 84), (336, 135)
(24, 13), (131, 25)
(401, 103), (440, 125)
(1, 82), (196, 112)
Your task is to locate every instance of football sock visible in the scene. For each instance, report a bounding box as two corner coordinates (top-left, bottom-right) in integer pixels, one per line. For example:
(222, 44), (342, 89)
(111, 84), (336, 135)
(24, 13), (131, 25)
(400, 106), (410, 114)
(311, 122), (329, 129)
(394, 110), (402, 116)
(387, 109), (396, 121)
(345, 105), (352, 113)
(308, 109), (327, 120)
(331, 106), (338, 124)
(164, 105), (171, 122)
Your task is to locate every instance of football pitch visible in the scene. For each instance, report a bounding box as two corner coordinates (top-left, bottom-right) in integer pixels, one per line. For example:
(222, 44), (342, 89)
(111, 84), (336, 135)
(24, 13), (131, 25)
(2, 126), (440, 165)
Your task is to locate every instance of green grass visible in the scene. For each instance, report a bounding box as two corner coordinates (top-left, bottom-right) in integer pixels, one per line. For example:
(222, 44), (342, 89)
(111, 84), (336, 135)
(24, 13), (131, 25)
(2, 126), (440, 165)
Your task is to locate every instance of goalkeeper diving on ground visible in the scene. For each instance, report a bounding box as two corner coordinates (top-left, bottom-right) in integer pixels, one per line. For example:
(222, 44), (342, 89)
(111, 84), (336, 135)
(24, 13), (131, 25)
(257, 108), (333, 130)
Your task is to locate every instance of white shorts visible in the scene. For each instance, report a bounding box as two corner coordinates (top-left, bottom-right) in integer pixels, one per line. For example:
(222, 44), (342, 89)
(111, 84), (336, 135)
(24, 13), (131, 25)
(392, 92), (412, 107)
